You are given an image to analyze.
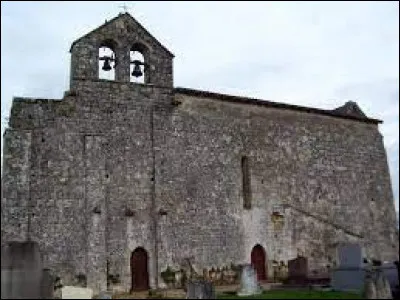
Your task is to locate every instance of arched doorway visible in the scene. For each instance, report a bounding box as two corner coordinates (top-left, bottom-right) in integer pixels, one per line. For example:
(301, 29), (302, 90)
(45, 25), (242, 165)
(251, 244), (267, 281)
(131, 247), (149, 291)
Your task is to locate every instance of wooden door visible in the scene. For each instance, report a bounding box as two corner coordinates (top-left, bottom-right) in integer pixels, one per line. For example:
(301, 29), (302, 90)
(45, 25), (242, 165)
(131, 247), (149, 291)
(251, 244), (267, 281)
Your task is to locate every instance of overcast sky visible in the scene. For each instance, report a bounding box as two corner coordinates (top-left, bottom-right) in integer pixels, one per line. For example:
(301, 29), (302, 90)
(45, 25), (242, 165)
(1, 1), (399, 217)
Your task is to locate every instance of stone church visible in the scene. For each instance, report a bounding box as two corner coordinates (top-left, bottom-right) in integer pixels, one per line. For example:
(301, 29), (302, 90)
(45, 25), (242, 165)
(1, 12), (399, 293)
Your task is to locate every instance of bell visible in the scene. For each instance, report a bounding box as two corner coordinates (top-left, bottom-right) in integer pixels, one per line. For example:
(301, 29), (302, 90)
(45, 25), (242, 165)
(131, 63), (143, 77)
(102, 57), (112, 71)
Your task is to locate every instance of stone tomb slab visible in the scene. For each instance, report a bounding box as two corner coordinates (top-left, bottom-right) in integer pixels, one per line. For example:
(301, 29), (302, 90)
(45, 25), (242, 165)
(381, 262), (399, 291)
(337, 243), (363, 268)
(331, 243), (365, 292)
(186, 279), (216, 299)
(287, 256), (308, 284)
(61, 286), (93, 299)
(331, 267), (366, 292)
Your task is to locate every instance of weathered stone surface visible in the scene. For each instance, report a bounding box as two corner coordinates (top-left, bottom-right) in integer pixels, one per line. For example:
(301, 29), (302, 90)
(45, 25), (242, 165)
(1, 11), (399, 295)
(69, 13), (173, 87)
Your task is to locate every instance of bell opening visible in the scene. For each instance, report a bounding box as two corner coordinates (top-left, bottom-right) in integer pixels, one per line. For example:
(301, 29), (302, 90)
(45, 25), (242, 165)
(99, 45), (116, 80)
(130, 50), (145, 83)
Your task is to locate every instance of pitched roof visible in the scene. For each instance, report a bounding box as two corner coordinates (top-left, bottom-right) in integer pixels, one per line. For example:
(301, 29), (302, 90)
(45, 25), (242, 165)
(333, 101), (367, 118)
(174, 87), (382, 124)
(69, 12), (174, 57)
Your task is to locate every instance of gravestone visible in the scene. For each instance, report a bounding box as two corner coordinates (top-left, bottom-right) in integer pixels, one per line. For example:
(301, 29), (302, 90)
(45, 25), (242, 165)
(61, 286), (93, 299)
(93, 291), (112, 299)
(374, 270), (392, 299)
(186, 279), (215, 299)
(384, 276), (393, 299)
(287, 256), (308, 284)
(1, 241), (54, 299)
(338, 243), (363, 268)
(393, 261), (400, 299)
(41, 269), (55, 299)
(331, 243), (366, 292)
(237, 264), (262, 296)
(364, 276), (377, 299)
(381, 262), (399, 295)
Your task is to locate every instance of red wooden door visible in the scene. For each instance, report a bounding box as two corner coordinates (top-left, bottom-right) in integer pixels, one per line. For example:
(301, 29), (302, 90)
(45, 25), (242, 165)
(131, 248), (149, 291)
(251, 245), (267, 281)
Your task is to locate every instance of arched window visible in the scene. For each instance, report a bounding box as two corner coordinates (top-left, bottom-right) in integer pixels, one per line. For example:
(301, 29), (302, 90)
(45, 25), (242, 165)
(130, 43), (148, 84)
(98, 40), (117, 80)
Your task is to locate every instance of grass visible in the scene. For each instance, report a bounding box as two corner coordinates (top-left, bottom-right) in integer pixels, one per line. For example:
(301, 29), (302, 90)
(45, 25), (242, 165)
(113, 288), (364, 299)
(216, 290), (363, 299)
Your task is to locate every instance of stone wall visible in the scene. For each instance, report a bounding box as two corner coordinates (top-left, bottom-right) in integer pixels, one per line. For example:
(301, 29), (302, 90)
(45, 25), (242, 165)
(2, 80), (398, 293)
(161, 94), (399, 274)
(1, 129), (32, 243)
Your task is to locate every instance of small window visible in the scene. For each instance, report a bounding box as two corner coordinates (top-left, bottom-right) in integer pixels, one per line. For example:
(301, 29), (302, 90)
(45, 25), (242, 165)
(242, 156), (252, 209)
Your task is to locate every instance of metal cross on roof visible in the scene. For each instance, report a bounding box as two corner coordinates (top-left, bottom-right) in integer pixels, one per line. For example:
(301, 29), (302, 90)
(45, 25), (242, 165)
(119, 3), (130, 13)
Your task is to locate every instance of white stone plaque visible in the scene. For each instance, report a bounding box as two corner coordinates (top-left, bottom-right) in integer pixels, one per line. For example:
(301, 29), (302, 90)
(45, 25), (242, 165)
(61, 286), (93, 299)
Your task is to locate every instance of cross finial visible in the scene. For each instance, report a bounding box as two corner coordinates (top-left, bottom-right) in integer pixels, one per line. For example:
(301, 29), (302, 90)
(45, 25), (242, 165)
(119, 3), (129, 13)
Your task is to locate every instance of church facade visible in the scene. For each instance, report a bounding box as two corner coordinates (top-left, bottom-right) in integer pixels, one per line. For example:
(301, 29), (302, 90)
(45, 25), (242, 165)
(1, 13), (399, 293)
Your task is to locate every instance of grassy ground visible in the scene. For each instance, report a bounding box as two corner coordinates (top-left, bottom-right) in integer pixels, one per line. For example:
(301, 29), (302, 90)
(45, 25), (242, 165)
(114, 288), (364, 299)
(216, 290), (363, 299)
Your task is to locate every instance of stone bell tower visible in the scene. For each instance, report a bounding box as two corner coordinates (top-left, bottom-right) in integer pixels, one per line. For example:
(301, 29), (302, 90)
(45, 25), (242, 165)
(62, 12), (176, 292)
(69, 12), (174, 87)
